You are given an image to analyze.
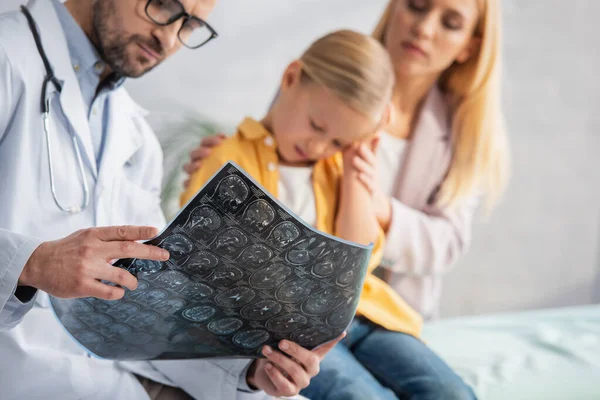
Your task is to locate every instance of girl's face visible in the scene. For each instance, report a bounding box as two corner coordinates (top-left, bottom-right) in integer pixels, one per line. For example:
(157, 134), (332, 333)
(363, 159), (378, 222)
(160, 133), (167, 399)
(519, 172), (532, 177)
(384, 0), (480, 78)
(269, 62), (378, 165)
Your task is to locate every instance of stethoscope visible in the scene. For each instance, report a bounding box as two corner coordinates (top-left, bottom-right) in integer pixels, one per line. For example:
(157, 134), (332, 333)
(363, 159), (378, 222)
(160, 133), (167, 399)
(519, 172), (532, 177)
(21, 6), (90, 215)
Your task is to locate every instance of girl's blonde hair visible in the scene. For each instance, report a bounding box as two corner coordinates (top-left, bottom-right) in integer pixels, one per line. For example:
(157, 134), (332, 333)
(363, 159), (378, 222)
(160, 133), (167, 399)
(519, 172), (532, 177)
(374, 0), (509, 209)
(299, 29), (395, 124)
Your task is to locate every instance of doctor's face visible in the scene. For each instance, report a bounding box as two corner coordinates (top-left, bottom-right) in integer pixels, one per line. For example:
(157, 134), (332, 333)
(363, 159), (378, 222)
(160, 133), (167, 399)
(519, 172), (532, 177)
(92, 0), (217, 78)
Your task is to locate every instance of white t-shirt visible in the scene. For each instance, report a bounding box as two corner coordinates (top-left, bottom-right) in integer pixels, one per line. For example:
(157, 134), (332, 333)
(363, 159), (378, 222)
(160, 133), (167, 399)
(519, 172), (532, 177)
(278, 164), (317, 226)
(376, 132), (408, 196)
(276, 132), (406, 228)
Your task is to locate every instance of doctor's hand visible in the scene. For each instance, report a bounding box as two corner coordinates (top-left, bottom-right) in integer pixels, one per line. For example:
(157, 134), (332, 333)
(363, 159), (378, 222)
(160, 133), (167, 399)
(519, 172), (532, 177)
(18, 226), (170, 300)
(246, 333), (345, 397)
(183, 133), (226, 189)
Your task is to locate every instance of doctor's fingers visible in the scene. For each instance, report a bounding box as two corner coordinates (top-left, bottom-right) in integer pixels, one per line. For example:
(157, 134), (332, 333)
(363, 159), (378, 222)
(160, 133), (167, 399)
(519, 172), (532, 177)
(263, 363), (301, 397)
(94, 264), (138, 292)
(262, 346), (310, 390)
(85, 279), (127, 301)
(103, 241), (170, 262)
(91, 225), (159, 243)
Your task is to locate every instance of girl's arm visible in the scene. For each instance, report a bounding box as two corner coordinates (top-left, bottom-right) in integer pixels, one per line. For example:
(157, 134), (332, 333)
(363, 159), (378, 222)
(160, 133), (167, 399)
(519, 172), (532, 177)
(335, 139), (381, 248)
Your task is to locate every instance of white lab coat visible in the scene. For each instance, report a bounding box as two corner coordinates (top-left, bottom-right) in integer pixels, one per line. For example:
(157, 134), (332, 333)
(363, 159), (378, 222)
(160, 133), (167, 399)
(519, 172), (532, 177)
(0, 1), (258, 399)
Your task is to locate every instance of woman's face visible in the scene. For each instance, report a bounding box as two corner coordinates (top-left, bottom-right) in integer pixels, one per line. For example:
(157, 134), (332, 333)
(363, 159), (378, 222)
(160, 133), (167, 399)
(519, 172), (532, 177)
(269, 62), (377, 166)
(384, 0), (480, 78)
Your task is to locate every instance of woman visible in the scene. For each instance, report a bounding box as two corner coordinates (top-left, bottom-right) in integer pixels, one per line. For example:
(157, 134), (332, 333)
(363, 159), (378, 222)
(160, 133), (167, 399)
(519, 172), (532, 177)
(185, 0), (509, 321)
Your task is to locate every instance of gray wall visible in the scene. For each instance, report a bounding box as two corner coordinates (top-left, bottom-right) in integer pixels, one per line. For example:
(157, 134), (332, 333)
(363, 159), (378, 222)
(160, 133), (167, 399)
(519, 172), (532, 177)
(2, 0), (599, 317)
(442, 1), (600, 316)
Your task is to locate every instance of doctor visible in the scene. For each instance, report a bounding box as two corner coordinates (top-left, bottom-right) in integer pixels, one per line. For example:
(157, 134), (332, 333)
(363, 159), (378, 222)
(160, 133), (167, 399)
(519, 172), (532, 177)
(0, 0), (337, 399)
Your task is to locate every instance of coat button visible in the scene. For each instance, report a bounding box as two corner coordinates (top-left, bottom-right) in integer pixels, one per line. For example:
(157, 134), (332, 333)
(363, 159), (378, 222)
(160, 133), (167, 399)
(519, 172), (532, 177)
(94, 62), (104, 73)
(264, 136), (274, 147)
(267, 162), (277, 172)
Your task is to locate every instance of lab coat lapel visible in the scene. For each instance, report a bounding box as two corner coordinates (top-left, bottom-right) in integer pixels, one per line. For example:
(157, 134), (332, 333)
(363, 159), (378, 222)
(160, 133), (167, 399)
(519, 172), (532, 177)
(98, 90), (144, 188)
(27, 0), (98, 178)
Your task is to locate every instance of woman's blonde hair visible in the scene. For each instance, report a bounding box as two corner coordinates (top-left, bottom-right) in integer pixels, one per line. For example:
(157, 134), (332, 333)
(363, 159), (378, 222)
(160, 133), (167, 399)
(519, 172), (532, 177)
(374, 0), (509, 209)
(299, 29), (395, 124)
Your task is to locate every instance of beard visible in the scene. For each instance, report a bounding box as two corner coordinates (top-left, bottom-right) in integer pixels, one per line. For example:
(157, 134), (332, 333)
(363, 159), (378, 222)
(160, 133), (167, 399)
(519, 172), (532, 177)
(92, 0), (165, 78)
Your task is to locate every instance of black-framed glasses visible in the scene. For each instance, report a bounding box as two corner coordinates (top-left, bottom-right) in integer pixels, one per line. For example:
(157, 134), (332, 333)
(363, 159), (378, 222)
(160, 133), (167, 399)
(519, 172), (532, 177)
(145, 0), (218, 49)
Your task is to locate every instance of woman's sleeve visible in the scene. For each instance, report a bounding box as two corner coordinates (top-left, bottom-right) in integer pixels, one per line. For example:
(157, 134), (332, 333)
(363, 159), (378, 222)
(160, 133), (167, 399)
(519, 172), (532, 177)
(381, 194), (480, 276)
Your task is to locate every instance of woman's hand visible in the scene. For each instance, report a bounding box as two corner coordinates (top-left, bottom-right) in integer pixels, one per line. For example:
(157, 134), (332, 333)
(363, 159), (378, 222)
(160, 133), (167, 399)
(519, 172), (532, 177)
(182, 133), (227, 188)
(348, 137), (393, 232)
(246, 333), (345, 397)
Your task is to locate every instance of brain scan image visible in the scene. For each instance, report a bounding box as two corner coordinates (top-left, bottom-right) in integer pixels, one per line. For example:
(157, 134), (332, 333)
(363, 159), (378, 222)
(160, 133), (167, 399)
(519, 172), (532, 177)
(250, 263), (292, 290)
(312, 260), (335, 278)
(269, 221), (301, 248)
(69, 300), (93, 314)
(183, 251), (219, 274)
(141, 289), (169, 305)
(301, 288), (342, 316)
(326, 296), (359, 328)
(127, 311), (159, 329)
(78, 313), (113, 330)
(215, 287), (256, 308)
(242, 200), (275, 231)
(154, 299), (186, 315)
(266, 313), (307, 333)
(217, 175), (249, 209)
(74, 331), (104, 345)
(275, 278), (318, 303)
(208, 318), (244, 335)
(103, 323), (132, 340)
(161, 234), (194, 257)
(209, 265), (244, 285)
(238, 244), (272, 268)
(156, 271), (190, 290)
(178, 282), (214, 301)
(213, 228), (248, 255)
(182, 305), (216, 323)
(185, 206), (222, 234)
(240, 299), (282, 321)
(51, 163), (372, 361)
(128, 259), (163, 276)
(291, 326), (333, 348)
(233, 329), (270, 349)
(287, 238), (328, 265)
(108, 302), (141, 320)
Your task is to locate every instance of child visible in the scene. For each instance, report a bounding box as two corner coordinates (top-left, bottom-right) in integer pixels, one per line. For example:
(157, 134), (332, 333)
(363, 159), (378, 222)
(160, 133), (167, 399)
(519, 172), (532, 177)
(181, 30), (429, 399)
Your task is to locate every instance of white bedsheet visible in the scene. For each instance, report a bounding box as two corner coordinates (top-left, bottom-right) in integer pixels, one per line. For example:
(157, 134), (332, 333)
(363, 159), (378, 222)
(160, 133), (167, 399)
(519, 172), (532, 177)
(423, 305), (600, 399)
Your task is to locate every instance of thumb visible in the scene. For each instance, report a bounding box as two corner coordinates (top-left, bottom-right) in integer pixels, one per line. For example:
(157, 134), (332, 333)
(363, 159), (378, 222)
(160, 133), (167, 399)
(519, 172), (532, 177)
(313, 332), (346, 359)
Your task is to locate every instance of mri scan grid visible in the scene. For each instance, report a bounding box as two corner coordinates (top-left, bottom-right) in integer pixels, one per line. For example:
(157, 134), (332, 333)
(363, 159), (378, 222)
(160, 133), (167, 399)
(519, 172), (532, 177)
(51, 162), (372, 361)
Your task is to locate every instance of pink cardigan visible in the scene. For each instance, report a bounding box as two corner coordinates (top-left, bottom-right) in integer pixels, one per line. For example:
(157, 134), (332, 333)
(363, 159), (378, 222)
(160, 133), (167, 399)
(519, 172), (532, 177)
(380, 86), (479, 320)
